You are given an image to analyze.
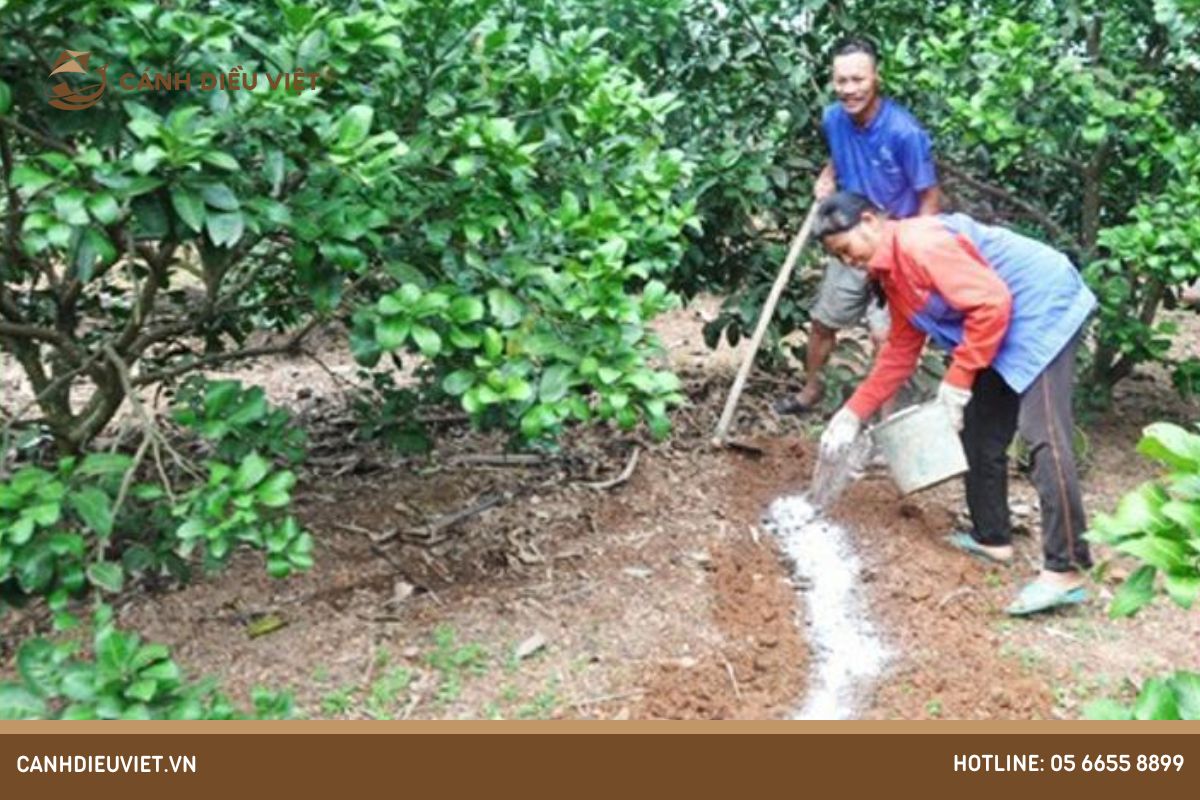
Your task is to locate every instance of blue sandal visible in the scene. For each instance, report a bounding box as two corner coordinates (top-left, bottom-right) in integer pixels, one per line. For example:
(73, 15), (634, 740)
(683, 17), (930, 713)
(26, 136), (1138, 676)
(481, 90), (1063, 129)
(1005, 582), (1088, 616)
(944, 532), (1012, 566)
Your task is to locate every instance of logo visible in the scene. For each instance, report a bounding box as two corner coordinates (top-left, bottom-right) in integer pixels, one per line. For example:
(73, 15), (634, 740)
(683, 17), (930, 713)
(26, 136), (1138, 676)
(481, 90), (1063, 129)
(44, 47), (322, 112)
(48, 50), (108, 111)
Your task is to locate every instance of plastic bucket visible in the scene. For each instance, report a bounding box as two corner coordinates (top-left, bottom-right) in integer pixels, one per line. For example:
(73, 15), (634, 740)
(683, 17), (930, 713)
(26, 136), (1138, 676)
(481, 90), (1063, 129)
(870, 402), (968, 495)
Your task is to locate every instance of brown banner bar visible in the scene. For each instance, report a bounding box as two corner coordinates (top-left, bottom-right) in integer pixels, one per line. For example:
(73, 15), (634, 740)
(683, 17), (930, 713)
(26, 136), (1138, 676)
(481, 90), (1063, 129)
(2, 725), (1198, 799)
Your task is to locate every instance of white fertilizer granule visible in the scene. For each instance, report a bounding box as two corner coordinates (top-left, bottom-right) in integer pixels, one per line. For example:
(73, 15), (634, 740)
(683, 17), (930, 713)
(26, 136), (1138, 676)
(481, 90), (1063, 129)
(763, 494), (888, 720)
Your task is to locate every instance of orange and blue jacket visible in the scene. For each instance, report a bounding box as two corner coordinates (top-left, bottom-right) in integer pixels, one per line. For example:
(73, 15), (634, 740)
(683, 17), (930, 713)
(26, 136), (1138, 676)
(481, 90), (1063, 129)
(846, 214), (1096, 420)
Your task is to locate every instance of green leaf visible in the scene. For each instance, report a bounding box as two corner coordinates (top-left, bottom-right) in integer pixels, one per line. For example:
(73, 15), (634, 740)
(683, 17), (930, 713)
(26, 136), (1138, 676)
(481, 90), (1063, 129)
(77, 453), (133, 478)
(11, 165), (55, 196)
(597, 367), (622, 385)
(376, 317), (411, 350)
(176, 518), (206, 541)
(1161, 500), (1200, 533)
(1170, 672), (1200, 720)
(47, 532), (85, 558)
(0, 685), (47, 720)
(60, 668), (96, 703)
(335, 105), (374, 151)
(482, 117), (518, 146)
(1164, 572), (1200, 610)
(528, 42), (551, 81)
(1133, 678), (1180, 720)
(1138, 423), (1200, 471)
(206, 211), (245, 248)
(87, 193), (121, 225)
(87, 562), (125, 593)
(54, 189), (89, 225)
(124, 679), (158, 703)
(504, 379), (533, 402)
(17, 639), (56, 696)
(442, 370), (474, 396)
(139, 660), (181, 683)
(235, 452), (270, 491)
(201, 151), (239, 171)
(72, 228), (116, 281)
(16, 549), (53, 593)
(520, 404), (557, 439)
(131, 146), (166, 175)
(257, 471), (296, 508)
(539, 365), (572, 403)
(1115, 534), (1189, 573)
(483, 328), (503, 360)
(1109, 564), (1157, 618)
(69, 487), (114, 537)
(200, 182), (239, 211)
(1082, 699), (1133, 720)
(449, 296), (485, 324)
(0, 79), (10, 115)
(451, 156), (477, 178)
(28, 501), (61, 526)
(377, 294), (407, 315)
(170, 188), (206, 233)
(411, 325), (441, 357)
(350, 327), (382, 366)
(487, 289), (524, 328)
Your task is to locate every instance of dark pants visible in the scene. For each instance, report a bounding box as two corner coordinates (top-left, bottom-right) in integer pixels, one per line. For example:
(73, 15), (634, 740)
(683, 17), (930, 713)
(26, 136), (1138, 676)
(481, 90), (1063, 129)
(960, 335), (1092, 573)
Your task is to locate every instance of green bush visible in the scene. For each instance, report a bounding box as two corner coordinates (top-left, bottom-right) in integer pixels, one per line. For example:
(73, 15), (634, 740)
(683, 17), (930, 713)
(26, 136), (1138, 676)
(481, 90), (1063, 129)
(1085, 671), (1200, 721)
(0, 380), (313, 614)
(1086, 422), (1200, 619)
(0, 605), (295, 720)
(172, 377), (308, 465)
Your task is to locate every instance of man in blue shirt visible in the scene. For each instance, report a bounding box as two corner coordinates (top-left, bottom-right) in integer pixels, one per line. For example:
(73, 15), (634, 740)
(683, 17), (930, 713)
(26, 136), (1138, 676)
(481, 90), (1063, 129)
(777, 38), (941, 414)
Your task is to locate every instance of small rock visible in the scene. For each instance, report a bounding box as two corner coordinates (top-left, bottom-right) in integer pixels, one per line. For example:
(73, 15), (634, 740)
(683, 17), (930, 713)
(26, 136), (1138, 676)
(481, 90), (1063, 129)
(401, 646), (420, 659)
(909, 586), (933, 602)
(613, 707), (631, 721)
(391, 580), (415, 605)
(515, 632), (548, 661)
(678, 656), (698, 669)
(623, 566), (654, 580)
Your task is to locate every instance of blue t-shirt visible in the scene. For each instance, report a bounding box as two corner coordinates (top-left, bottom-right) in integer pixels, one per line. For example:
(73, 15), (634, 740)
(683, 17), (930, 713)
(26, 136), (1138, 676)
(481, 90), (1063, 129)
(822, 98), (937, 219)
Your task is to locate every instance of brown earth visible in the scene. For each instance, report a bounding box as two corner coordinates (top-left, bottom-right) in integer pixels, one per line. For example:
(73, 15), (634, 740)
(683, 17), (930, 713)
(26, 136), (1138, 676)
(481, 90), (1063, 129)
(3, 299), (1199, 719)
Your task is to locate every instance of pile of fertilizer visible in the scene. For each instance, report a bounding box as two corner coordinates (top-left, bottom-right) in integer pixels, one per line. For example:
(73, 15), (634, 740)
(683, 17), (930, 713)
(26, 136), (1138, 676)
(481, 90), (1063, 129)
(763, 490), (888, 720)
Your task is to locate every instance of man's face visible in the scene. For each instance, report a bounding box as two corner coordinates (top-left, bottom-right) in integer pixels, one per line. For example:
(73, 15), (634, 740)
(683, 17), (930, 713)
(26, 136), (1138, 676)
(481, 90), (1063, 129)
(821, 213), (883, 269)
(831, 52), (879, 118)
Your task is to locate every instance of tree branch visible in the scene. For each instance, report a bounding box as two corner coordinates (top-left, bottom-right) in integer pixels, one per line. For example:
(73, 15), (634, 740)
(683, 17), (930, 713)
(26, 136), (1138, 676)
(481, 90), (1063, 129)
(131, 316), (321, 387)
(0, 115), (76, 156)
(939, 162), (1074, 247)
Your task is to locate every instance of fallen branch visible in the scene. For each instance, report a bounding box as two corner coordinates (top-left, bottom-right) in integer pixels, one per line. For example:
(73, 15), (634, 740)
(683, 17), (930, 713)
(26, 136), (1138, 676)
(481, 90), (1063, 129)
(568, 690), (645, 710)
(423, 492), (504, 536)
(936, 586), (978, 610)
(721, 654), (743, 703)
(581, 447), (640, 491)
(447, 453), (549, 467)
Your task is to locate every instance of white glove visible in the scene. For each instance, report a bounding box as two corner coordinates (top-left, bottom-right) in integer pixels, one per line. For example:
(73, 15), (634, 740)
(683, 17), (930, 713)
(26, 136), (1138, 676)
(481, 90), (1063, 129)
(820, 407), (862, 459)
(936, 382), (972, 432)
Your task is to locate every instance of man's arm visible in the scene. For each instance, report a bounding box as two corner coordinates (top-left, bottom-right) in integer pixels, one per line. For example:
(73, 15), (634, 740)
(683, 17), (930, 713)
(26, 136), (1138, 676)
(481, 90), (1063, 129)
(916, 185), (941, 216)
(814, 162), (836, 200)
(899, 125), (939, 214)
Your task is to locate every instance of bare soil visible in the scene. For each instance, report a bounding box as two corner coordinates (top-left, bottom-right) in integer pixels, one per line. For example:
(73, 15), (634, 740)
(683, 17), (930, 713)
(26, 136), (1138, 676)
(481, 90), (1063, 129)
(2, 299), (1199, 719)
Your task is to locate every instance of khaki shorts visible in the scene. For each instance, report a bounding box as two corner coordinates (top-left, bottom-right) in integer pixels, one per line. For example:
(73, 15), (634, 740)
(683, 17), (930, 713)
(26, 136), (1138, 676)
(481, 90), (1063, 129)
(810, 258), (891, 337)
